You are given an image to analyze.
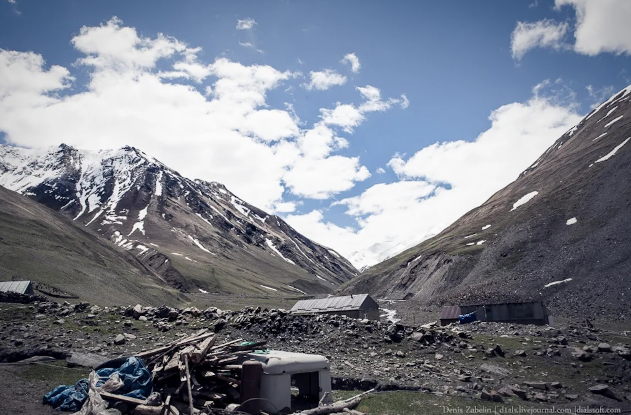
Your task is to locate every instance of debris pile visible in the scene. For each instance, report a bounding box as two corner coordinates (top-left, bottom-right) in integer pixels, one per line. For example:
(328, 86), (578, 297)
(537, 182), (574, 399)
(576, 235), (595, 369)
(131, 328), (267, 414)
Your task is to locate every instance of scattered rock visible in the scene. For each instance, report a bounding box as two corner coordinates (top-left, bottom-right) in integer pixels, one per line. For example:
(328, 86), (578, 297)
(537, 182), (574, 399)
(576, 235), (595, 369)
(589, 384), (621, 401)
(524, 381), (548, 390)
(114, 334), (126, 345)
(597, 343), (612, 353)
(480, 363), (510, 378)
(480, 389), (503, 402)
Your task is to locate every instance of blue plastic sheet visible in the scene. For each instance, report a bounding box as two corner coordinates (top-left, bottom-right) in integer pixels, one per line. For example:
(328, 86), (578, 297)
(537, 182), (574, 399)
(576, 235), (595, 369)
(458, 311), (477, 324)
(43, 356), (152, 411)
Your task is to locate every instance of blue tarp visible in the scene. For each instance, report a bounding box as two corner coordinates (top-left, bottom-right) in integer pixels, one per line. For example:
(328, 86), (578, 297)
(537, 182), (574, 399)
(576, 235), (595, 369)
(458, 311), (477, 324)
(43, 356), (152, 411)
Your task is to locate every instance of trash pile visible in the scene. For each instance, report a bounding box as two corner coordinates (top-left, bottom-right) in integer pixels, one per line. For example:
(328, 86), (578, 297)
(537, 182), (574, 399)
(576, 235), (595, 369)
(44, 328), (270, 414)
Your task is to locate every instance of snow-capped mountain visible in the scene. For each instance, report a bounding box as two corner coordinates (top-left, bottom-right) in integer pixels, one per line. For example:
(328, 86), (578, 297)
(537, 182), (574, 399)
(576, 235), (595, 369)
(342, 84), (631, 322)
(0, 144), (357, 295)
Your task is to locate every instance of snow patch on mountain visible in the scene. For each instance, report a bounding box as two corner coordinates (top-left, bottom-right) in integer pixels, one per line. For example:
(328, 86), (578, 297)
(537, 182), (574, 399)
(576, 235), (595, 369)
(188, 235), (215, 255)
(510, 191), (538, 211)
(604, 115), (624, 129)
(155, 171), (163, 197)
(265, 238), (295, 264)
(594, 137), (630, 164)
(544, 278), (572, 288)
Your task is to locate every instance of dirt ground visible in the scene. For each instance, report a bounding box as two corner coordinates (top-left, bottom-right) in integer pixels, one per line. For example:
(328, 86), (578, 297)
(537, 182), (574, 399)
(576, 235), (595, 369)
(0, 361), (84, 414)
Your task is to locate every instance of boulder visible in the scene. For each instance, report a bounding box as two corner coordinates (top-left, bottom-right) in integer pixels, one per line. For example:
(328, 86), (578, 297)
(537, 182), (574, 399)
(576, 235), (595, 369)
(597, 343), (613, 353)
(114, 334), (126, 345)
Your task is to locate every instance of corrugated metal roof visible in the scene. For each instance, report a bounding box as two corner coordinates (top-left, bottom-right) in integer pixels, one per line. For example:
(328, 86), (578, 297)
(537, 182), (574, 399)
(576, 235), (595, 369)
(440, 305), (461, 320)
(0, 280), (32, 294)
(291, 294), (374, 313)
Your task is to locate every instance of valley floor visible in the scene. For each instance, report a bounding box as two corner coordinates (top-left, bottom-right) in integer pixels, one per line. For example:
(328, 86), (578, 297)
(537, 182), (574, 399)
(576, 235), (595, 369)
(0, 301), (630, 414)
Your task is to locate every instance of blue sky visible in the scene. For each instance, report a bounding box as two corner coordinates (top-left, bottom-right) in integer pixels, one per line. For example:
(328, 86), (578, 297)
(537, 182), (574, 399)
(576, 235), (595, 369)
(1, 0), (630, 267)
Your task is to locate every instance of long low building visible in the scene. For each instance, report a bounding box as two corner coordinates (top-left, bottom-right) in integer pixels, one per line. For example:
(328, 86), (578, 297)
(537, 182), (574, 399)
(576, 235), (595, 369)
(0, 280), (34, 295)
(440, 301), (551, 326)
(290, 294), (380, 320)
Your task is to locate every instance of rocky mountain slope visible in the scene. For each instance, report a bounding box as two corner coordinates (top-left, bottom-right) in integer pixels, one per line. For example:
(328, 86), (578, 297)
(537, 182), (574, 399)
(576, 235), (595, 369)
(342, 85), (631, 322)
(0, 145), (357, 296)
(0, 185), (186, 305)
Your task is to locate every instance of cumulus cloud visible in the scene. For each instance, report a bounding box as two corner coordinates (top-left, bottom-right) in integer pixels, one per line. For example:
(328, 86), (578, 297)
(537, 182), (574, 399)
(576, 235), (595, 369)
(341, 53), (361, 73)
(0, 18), (406, 214)
(286, 87), (582, 268)
(512, 0), (631, 60)
(236, 18), (256, 30)
(303, 69), (346, 91)
(317, 86), (407, 134)
(510, 19), (569, 60)
(557, 0), (631, 56)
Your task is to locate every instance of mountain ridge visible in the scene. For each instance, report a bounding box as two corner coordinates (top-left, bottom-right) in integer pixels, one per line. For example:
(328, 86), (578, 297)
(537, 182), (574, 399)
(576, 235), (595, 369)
(341, 84), (631, 322)
(0, 144), (357, 297)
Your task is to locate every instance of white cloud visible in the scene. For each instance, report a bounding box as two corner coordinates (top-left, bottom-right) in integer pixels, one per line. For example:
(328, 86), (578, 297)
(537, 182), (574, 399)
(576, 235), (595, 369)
(286, 89), (582, 268)
(303, 69), (346, 91)
(400, 94), (409, 109)
(341, 53), (361, 73)
(376, 167), (386, 174)
(318, 86), (405, 133)
(236, 18), (257, 30)
(7, 0), (16, 4)
(320, 104), (364, 133)
(512, 1), (631, 60)
(510, 19), (569, 60)
(556, 0), (631, 56)
(239, 41), (264, 54)
(283, 155), (370, 199)
(586, 84), (615, 109)
(0, 18), (399, 214)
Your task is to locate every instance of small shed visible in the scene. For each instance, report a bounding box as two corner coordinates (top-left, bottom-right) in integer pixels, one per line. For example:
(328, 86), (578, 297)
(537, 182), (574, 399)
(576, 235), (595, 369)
(290, 294), (380, 320)
(0, 280), (34, 295)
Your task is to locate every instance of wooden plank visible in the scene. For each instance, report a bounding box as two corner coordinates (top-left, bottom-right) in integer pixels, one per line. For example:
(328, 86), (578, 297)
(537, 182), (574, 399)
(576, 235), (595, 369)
(135, 331), (214, 359)
(184, 354), (194, 415)
(190, 336), (216, 364)
(99, 391), (147, 405)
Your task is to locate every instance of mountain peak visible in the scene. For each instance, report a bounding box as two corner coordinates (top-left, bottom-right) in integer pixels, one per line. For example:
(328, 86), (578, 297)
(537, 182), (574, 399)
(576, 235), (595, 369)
(0, 143), (357, 297)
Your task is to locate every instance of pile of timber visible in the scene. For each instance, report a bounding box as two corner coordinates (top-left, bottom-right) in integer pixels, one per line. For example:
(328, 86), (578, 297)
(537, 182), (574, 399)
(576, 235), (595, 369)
(130, 328), (266, 415)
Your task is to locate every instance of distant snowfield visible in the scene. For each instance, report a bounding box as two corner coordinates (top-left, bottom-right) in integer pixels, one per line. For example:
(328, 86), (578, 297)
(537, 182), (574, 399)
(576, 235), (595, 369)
(260, 285), (278, 292)
(510, 191), (538, 211)
(566, 217), (577, 225)
(482, 224), (491, 230)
